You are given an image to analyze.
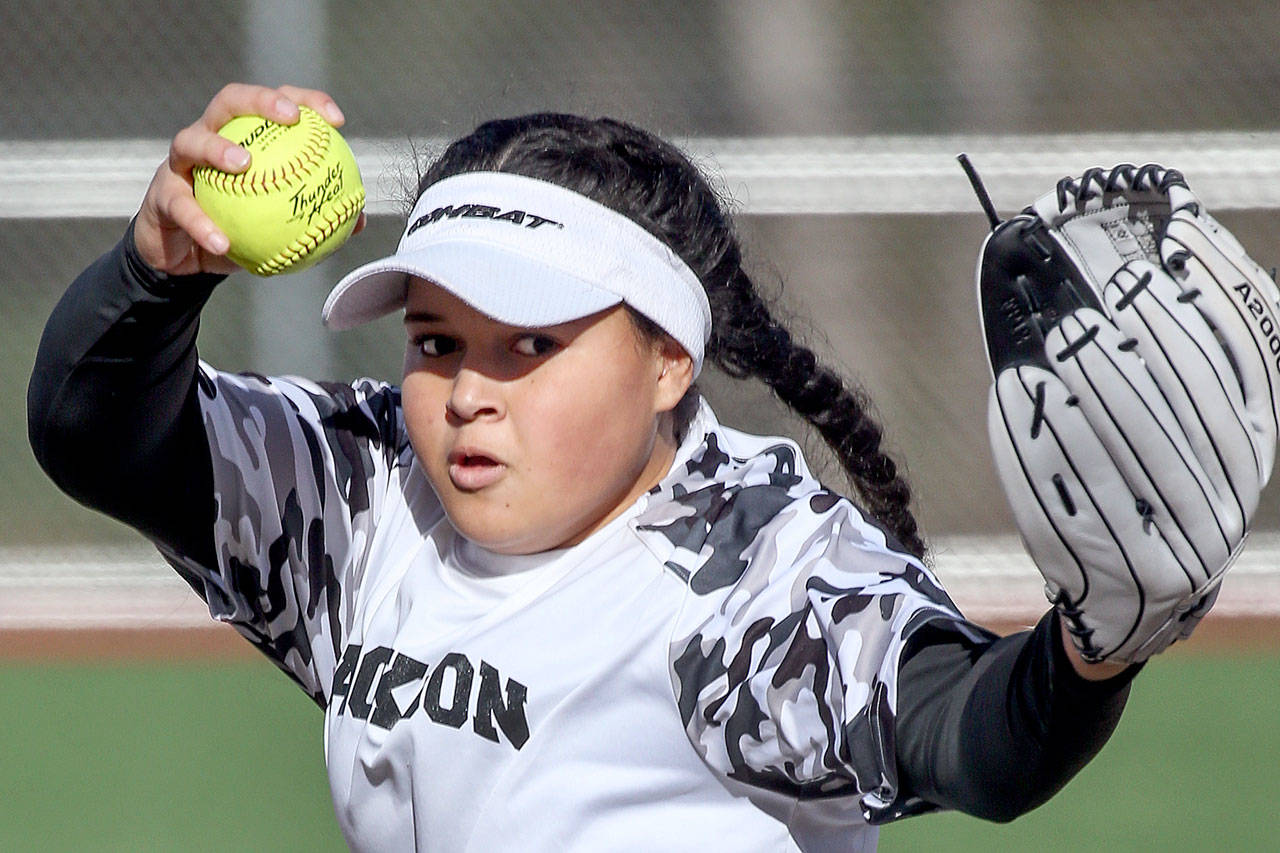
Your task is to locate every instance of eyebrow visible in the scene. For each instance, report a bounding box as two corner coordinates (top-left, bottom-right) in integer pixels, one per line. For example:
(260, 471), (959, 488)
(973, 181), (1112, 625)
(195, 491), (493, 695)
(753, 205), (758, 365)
(403, 311), (443, 325)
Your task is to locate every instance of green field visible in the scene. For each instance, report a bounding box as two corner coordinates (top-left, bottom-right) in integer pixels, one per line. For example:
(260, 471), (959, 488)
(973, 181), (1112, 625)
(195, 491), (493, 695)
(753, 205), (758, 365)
(0, 652), (1275, 851)
(0, 661), (342, 852)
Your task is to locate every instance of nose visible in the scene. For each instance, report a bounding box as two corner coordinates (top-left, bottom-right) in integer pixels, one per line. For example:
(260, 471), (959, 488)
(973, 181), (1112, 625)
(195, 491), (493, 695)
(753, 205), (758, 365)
(447, 366), (503, 422)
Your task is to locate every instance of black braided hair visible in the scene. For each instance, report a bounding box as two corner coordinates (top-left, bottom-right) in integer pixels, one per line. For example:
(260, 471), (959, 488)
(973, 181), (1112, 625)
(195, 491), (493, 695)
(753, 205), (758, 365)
(414, 114), (926, 559)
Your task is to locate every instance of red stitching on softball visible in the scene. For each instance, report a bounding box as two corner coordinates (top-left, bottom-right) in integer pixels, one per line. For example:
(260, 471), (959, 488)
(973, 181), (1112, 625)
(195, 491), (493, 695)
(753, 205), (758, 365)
(203, 106), (331, 197)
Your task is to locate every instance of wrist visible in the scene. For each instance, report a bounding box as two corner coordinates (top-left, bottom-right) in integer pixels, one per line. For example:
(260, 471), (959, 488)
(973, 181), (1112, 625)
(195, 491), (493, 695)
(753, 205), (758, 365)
(1056, 615), (1132, 681)
(123, 217), (225, 297)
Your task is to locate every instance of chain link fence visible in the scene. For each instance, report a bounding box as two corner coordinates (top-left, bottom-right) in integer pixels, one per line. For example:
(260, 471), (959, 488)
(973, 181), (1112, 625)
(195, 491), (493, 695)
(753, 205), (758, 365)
(7, 0), (1280, 618)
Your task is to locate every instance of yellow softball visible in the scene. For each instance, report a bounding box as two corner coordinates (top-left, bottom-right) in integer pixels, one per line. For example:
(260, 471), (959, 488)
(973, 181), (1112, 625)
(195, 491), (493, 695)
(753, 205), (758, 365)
(193, 105), (365, 276)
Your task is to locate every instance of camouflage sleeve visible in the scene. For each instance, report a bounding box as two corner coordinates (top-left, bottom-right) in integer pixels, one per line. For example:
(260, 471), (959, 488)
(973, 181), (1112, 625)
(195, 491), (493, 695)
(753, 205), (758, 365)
(665, 490), (988, 822)
(158, 363), (412, 706)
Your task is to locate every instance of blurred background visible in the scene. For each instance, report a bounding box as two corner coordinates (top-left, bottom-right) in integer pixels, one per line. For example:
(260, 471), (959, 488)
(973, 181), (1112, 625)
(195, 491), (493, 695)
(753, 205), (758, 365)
(3, 1), (1280, 849)
(10, 0), (1280, 543)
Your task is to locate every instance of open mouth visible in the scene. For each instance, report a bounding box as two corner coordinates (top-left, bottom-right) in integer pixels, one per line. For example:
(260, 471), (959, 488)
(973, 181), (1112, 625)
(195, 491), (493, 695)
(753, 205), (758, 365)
(447, 450), (506, 491)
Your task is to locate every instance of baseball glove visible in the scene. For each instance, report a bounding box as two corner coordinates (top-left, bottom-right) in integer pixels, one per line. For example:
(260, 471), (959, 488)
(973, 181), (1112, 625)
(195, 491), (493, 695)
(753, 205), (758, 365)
(973, 162), (1280, 664)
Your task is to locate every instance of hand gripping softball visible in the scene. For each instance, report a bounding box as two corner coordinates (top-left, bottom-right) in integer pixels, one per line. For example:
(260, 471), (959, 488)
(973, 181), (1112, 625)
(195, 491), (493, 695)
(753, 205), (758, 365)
(193, 105), (365, 276)
(966, 161), (1280, 663)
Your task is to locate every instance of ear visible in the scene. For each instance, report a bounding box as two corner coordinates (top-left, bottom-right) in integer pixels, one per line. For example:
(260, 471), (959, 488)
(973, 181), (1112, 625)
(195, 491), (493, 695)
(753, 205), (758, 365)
(654, 337), (695, 413)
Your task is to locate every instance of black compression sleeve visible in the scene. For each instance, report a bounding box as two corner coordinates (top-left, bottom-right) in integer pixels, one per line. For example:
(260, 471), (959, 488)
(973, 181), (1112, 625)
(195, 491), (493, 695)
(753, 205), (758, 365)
(27, 221), (225, 565)
(892, 610), (1139, 822)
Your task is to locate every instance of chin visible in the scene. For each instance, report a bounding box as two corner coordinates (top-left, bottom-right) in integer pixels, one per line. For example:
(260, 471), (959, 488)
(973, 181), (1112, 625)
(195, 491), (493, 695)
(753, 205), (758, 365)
(443, 506), (563, 555)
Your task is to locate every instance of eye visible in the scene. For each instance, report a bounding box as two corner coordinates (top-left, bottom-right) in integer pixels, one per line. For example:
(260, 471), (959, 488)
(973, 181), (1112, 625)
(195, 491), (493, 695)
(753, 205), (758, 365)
(512, 334), (560, 357)
(412, 334), (459, 357)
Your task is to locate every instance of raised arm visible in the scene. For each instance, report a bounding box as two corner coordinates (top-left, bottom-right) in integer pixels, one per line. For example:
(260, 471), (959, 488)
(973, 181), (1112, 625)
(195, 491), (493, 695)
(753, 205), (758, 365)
(28, 83), (354, 561)
(28, 85), (391, 703)
(27, 221), (223, 562)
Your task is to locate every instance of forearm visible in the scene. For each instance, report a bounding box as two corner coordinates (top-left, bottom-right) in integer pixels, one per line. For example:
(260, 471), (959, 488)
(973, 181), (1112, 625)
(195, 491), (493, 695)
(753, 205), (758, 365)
(894, 610), (1138, 822)
(28, 220), (224, 561)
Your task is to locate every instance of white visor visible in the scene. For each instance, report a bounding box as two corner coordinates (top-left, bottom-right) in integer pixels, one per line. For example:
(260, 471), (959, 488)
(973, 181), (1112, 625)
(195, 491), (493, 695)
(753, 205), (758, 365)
(322, 171), (712, 374)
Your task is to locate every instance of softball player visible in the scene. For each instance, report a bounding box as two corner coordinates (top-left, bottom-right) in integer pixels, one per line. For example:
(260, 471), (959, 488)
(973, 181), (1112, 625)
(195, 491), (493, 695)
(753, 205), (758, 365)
(30, 84), (1265, 851)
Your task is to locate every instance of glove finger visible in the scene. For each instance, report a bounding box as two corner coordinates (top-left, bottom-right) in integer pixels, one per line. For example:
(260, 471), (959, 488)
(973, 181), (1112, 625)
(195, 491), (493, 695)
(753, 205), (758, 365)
(1046, 309), (1234, 578)
(989, 365), (1191, 660)
(1163, 209), (1280, 482)
(1103, 261), (1262, 524)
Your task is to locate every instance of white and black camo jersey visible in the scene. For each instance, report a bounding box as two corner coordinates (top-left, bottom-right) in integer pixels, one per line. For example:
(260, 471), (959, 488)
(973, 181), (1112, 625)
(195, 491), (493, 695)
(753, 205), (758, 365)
(158, 364), (978, 852)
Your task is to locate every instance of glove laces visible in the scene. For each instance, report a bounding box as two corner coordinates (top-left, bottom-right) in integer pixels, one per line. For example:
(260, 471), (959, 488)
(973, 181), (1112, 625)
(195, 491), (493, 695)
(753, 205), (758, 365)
(1053, 163), (1187, 210)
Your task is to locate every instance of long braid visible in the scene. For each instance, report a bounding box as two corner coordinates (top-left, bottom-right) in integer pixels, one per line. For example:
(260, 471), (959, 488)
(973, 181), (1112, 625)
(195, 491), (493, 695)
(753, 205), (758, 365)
(707, 267), (924, 559)
(416, 113), (927, 559)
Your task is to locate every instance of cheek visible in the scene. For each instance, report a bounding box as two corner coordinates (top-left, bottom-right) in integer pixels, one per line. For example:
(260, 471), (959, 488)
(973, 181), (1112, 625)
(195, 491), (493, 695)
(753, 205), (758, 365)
(524, 357), (657, 478)
(401, 373), (447, 454)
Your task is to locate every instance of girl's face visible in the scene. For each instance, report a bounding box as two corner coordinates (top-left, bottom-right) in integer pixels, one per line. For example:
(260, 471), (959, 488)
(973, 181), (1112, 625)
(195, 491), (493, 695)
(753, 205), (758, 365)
(401, 278), (693, 555)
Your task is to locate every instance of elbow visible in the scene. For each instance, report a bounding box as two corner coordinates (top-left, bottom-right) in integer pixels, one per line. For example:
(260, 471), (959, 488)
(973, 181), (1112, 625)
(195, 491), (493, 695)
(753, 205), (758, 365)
(963, 765), (1075, 824)
(27, 361), (66, 483)
(26, 362), (115, 499)
(957, 793), (1049, 825)
(27, 378), (86, 496)
(27, 321), (81, 482)
(968, 794), (1047, 825)
(939, 766), (1065, 824)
